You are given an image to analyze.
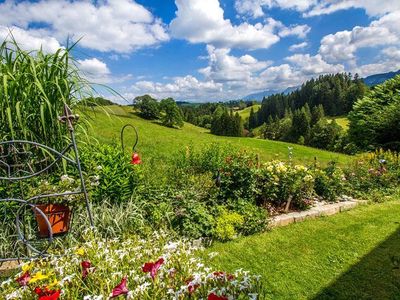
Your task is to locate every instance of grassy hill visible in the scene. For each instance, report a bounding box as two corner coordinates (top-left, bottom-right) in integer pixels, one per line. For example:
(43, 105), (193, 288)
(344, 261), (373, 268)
(237, 104), (261, 119)
(329, 116), (349, 130)
(80, 105), (351, 167)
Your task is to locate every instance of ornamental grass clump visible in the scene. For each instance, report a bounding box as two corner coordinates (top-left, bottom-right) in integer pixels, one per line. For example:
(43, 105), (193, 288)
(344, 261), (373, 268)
(0, 38), (90, 149)
(0, 231), (265, 299)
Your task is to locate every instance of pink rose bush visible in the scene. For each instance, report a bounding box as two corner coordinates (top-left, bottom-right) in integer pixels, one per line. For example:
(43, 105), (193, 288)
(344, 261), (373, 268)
(0, 231), (264, 299)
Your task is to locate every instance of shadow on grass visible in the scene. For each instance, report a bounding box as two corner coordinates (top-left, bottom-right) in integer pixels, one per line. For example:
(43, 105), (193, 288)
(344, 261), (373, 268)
(314, 227), (400, 300)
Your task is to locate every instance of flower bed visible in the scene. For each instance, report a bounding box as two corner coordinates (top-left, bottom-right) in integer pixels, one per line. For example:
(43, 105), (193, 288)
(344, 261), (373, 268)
(0, 231), (264, 299)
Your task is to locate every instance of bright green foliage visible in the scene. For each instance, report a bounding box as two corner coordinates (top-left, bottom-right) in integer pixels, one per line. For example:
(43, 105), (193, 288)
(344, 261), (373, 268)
(309, 119), (342, 150)
(135, 94), (160, 120)
(79, 143), (142, 204)
(0, 39), (88, 148)
(348, 75), (400, 151)
(214, 208), (245, 241)
(160, 97), (184, 128)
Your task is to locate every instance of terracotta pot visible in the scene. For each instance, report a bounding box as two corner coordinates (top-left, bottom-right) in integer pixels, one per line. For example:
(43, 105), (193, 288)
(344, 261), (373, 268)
(33, 204), (71, 238)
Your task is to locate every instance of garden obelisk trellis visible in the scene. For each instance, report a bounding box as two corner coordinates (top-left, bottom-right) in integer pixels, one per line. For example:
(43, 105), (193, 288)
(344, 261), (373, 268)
(0, 104), (93, 262)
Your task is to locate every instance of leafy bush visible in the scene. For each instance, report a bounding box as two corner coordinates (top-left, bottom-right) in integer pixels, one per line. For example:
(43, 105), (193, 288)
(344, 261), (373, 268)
(213, 207), (245, 241)
(218, 152), (259, 202)
(0, 231), (265, 299)
(349, 75), (400, 151)
(257, 161), (314, 210)
(227, 199), (268, 236)
(79, 143), (142, 204)
(313, 161), (346, 201)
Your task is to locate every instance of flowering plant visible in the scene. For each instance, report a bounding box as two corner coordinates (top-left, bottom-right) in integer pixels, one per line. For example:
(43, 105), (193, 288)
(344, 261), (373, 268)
(0, 231), (264, 299)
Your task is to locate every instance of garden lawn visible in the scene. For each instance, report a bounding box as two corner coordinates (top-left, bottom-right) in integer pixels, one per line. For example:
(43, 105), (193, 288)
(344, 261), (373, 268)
(81, 105), (350, 167)
(206, 200), (400, 300)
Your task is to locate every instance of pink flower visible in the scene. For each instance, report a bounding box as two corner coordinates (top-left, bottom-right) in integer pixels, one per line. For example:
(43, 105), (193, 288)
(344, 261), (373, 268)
(16, 271), (31, 286)
(142, 258), (164, 280)
(34, 287), (61, 300)
(208, 293), (228, 300)
(110, 277), (129, 298)
(130, 152), (142, 165)
(81, 261), (93, 279)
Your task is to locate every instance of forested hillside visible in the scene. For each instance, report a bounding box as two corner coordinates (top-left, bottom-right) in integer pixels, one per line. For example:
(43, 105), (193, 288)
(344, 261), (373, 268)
(252, 73), (366, 128)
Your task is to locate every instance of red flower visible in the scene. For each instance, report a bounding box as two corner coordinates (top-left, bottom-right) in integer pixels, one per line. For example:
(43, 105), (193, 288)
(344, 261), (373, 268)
(111, 277), (129, 298)
(185, 276), (200, 294)
(34, 287), (61, 300)
(208, 293), (228, 300)
(130, 152), (142, 165)
(16, 271), (31, 286)
(81, 260), (93, 279)
(142, 258), (164, 280)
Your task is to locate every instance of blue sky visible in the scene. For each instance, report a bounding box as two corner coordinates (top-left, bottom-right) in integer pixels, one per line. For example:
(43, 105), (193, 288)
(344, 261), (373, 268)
(0, 0), (400, 102)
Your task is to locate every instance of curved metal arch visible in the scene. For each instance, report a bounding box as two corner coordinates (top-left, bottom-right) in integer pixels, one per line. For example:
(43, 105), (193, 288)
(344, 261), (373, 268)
(120, 124), (139, 153)
(0, 140), (76, 181)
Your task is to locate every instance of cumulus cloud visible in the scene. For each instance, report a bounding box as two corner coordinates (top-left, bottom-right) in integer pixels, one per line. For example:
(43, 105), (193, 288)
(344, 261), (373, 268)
(199, 45), (271, 84)
(131, 75), (223, 101)
(319, 11), (400, 65)
(0, 26), (62, 53)
(170, 0), (281, 49)
(235, 0), (400, 18)
(0, 0), (169, 53)
(289, 42), (308, 52)
(235, 0), (315, 18)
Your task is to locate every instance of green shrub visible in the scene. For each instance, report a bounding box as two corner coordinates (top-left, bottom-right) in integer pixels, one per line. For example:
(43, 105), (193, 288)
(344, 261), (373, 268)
(213, 207), (244, 241)
(314, 161), (346, 201)
(218, 152), (259, 202)
(227, 199), (268, 235)
(79, 143), (142, 204)
(257, 161), (314, 210)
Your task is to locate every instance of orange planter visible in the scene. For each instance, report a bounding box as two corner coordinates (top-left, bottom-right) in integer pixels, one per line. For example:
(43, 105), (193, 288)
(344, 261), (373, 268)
(34, 204), (71, 238)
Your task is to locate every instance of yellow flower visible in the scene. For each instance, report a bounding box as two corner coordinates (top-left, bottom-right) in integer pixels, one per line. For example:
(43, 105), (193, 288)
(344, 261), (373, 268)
(48, 279), (59, 289)
(75, 247), (85, 256)
(21, 262), (34, 273)
(30, 272), (49, 283)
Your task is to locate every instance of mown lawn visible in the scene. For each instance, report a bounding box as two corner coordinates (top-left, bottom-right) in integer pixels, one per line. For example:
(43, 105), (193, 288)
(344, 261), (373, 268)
(206, 200), (400, 300)
(80, 105), (350, 167)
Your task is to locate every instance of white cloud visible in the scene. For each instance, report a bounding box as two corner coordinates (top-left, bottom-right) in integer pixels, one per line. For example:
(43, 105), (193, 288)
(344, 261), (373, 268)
(78, 58), (110, 76)
(235, 0), (315, 18)
(0, 26), (62, 53)
(0, 0), (169, 53)
(131, 75), (223, 101)
(304, 0), (400, 17)
(319, 11), (400, 64)
(381, 47), (400, 61)
(278, 24), (310, 39)
(170, 0), (280, 49)
(235, 0), (400, 18)
(199, 45), (271, 84)
(286, 54), (344, 75)
(289, 41), (308, 52)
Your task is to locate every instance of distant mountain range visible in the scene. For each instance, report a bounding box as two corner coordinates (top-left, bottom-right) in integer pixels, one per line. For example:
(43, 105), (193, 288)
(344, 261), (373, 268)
(362, 70), (400, 86)
(243, 70), (400, 101)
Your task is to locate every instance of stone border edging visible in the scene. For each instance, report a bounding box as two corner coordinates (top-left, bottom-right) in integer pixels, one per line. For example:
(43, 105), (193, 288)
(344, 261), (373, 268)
(268, 200), (368, 228)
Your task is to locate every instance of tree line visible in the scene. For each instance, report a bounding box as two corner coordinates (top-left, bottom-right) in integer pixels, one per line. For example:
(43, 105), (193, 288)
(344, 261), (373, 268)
(251, 73), (367, 129)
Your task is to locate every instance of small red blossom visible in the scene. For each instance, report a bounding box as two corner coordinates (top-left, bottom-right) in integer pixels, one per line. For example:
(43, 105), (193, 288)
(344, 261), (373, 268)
(185, 276), (200, 294)
(208, 293), (228, 300)
(111, 277), (129, 298)
(16, 271), (31, 286)
(34, 287), (61, 300)
(130, 152), (142, 165)
(81, 260), (93, 279)
(142, 258), (164, 280)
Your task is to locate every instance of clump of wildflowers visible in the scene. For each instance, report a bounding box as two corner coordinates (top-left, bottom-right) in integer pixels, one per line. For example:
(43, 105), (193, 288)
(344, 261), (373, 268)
(0, 231), (264, 299)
